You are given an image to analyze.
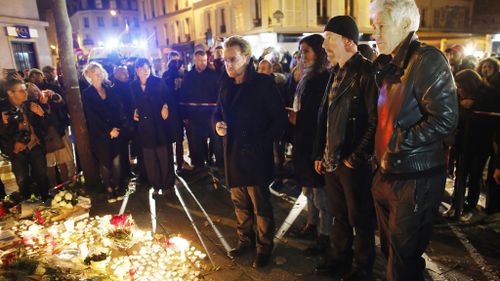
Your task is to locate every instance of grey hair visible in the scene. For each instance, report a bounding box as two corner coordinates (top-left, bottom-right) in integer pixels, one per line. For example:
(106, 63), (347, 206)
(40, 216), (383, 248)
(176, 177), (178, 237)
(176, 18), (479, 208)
(82, 61), (109, 84)
(370, 0), (420, 32)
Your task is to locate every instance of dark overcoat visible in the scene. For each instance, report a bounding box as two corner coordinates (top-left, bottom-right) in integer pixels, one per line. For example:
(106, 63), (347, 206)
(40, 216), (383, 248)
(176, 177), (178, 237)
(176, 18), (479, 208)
(293, 70), (330, 187)
(213, 63), (287, 187)
(130, 75), (177, 148)
(82, 84), (125, 168)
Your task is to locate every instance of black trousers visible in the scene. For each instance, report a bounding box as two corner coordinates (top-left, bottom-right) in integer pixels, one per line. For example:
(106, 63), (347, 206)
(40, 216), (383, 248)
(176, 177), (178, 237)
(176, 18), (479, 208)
(0, 178), (5, 198)
(142, 144), (175, 190)
(372, 170), (446, 281)
(453, 152), (489, 212)
(324, 164), (375, 270)
(10, 145), (49, 200)
(98, 154), (121, 190)
(185, 118), (223, 167)
(230, 186), (275, 254)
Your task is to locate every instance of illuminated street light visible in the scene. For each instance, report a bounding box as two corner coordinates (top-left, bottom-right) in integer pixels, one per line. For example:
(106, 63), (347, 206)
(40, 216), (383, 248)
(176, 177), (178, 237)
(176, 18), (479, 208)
(106, 38), (119, 49)
(110, 9), (117, 16)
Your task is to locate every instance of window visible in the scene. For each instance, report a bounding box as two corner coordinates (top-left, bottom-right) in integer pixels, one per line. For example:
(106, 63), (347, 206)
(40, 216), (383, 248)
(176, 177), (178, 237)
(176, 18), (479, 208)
(164, 24), (168, 45)
(130, 0), (137, 10)
(154, 26), (158, 47)
(206, 11), (212, 32)
(220, 8), (226, 33)
(102, 0), (110, 8)
(95, 0), (102, 9)
(97, 16), (105, 27)
(120, 0), (129, 9)
(110, 0), (116, 9)
(253, 0), (262, 27)
(316, 0), (328, 24)
(185, 18), (191, 41)
(88, 0), (96, 9)
(82, 0), (88, 9)
(161, 0), (166, 15)
(133, 17), (140, 28)
(112, 17), (119, 27)
(176, 20), (180, 43)
(11, 42), (38, 70)
(83, 17), (90, 28)
(420, 8), (428, 28)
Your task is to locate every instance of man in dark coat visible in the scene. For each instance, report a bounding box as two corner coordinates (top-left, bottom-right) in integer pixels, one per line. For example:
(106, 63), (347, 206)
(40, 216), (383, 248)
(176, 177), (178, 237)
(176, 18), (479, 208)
(179, 50), (222, 169)
(0, 79), (50, 200)
(370, 1), (458, 280)
(213, 36), (287, 268)
(112, 66), (135, 179)
(131, 58), (177, 194)
(313, 16), (378, 280)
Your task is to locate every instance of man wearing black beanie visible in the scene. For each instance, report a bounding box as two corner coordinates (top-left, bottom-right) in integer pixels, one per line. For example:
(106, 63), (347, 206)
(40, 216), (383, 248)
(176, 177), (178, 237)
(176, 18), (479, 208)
(313, 15), (377, 280)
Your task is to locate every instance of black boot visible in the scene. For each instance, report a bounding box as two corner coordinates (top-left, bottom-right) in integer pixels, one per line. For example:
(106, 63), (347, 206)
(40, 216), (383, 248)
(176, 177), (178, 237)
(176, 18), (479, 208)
(229, 242), (252, 258)
(252, 252), (271, 268)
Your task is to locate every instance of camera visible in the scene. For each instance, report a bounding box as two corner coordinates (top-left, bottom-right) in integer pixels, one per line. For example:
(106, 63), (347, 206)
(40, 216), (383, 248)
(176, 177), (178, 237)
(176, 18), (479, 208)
(15, 129), (31, 144)
(5, 107), (31, 144)
(6, 107), (24, 124)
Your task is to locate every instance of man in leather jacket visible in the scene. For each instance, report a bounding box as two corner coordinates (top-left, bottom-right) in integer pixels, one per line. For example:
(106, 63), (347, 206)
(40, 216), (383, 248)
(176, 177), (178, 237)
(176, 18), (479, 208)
(370, 1), (458, 280)
(313, 16), (378, 280)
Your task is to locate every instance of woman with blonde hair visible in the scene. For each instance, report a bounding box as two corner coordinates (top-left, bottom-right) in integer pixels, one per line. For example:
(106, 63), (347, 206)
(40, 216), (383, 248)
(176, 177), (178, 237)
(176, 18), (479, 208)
(82, 62), (127, 203)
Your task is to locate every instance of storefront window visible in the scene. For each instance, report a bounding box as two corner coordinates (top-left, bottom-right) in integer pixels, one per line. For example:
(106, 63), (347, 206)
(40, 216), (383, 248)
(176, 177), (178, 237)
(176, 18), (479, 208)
(11, 42), (38, 71)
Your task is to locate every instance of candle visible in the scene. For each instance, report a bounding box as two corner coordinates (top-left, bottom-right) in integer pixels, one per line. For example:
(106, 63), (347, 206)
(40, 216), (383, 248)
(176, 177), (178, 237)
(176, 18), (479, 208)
(64, 219), (75, 232)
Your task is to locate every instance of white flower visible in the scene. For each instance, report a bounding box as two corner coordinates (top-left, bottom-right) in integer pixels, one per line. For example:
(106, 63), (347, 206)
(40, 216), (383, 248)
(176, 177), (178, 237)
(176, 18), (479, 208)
(59, 201), (67, 207)
(54, 195), (62, 202)
(64, 193), (73, 200)
(51, 199), (57, 207)
(65, 204), (74, 209)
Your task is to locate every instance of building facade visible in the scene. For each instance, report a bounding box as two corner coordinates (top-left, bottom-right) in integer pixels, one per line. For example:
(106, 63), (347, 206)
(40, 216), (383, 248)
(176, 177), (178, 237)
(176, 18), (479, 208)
(67, 0), (141, 54)
(416, 0), (490, 56)
(0, 0), (52, 71)
(139, 0), (372, 69)
(140, 0), (494, 70)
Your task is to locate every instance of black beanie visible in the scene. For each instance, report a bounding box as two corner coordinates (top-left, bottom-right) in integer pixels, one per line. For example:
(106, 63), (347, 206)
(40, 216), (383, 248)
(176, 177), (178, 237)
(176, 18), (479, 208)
(324, 16), (359, 45)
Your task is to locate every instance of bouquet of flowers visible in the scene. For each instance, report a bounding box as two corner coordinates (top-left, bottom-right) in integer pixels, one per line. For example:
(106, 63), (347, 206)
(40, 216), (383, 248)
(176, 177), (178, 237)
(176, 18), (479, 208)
(51, 190), (78, 209)
(105, 215), (135, 250)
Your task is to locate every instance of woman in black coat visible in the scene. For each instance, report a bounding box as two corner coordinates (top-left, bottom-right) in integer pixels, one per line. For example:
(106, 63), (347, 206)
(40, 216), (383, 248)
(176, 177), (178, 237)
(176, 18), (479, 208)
(82, 62), (126, 203)
(290, 34), (332, 254)
(131, 58), (177, 194)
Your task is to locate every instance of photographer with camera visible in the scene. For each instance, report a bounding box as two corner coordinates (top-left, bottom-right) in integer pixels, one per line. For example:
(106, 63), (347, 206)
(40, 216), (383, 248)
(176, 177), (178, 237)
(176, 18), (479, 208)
(28, 69), (75, 185)
(26, 82), (72, 189)
(0, 79), (50, 201)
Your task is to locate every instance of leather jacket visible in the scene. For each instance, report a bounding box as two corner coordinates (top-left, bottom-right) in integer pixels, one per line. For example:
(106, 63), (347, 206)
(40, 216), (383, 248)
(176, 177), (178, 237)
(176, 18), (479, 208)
(313, 52), (378, 169)
(373, 32), (458, 174)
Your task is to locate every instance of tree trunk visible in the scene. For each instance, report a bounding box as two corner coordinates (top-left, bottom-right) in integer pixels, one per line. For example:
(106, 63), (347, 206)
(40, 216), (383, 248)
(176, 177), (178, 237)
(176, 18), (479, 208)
(51, 0), (99, 186)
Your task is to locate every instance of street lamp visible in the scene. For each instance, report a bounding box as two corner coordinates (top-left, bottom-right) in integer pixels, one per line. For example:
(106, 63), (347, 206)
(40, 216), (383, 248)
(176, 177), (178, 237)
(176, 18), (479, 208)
(110, 9), (117, 16)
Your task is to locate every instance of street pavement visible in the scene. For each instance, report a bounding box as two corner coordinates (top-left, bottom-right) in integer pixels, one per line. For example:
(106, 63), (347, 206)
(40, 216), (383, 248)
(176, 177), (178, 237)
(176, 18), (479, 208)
(2, 158), (500, 280)
(88, 169), (500, 281)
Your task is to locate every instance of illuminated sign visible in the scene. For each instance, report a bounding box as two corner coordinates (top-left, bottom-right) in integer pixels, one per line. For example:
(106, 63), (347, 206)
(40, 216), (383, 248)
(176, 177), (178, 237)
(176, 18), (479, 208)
(6, 26), (37, 39)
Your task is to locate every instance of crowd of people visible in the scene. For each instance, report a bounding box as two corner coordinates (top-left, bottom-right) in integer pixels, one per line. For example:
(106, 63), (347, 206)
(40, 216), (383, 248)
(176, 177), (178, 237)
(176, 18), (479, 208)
(0, 0), (500, 280)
